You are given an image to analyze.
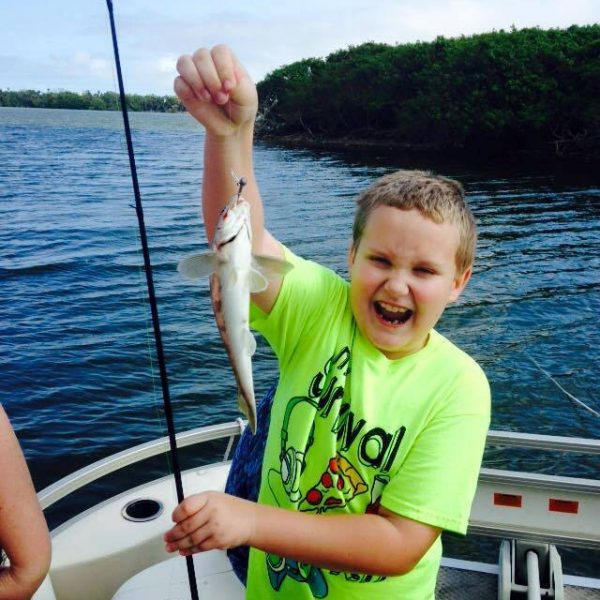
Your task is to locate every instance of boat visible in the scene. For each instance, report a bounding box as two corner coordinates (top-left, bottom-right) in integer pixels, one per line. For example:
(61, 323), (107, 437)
(31, 419), (600, 600)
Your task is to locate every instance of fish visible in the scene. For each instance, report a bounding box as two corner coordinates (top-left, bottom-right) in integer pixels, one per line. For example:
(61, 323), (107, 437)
(178, 178), (292, 433)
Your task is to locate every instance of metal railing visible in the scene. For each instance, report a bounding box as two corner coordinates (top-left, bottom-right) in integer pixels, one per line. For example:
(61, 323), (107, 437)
(486, 430), (600, 454)
(38, 419), (245, 510)
(470, 431), (600, 548)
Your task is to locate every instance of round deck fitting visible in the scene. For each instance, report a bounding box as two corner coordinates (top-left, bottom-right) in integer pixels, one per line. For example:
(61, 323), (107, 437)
(122, 498), (163, 522)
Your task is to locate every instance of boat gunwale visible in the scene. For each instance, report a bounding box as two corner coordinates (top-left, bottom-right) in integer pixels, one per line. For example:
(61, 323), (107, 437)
(38, 420), (600, 551)
(38, 419), (245, 510)
(38, 422), (599, 512)
(486, 430), (600, 454)
(478, 468), (600, 494)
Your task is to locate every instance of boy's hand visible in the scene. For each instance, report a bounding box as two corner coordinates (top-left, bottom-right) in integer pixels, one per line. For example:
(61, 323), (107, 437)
(164, 491), (256, 555)
(174, 45), (258, 137)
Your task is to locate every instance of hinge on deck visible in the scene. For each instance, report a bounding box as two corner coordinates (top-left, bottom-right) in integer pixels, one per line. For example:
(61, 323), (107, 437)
(499, 539), (564, 599)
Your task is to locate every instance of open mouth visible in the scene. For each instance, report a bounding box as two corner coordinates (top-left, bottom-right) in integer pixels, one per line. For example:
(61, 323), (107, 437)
(374, 301), (413, 326)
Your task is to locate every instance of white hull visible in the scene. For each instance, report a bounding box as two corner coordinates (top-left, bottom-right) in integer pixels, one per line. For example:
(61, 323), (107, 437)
(33, 422), (600, 600)
(46, 464), (234, 600)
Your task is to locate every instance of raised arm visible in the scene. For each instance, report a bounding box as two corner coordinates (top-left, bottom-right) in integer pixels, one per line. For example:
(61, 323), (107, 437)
(174, 45), (283, 312)
(0, 406), (51, 600)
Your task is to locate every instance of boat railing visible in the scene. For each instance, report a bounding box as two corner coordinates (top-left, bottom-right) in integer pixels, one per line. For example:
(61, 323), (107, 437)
(38, 419), (246, 511)
(486, 430), (600, 454)
(38, 422), (600, 550)
(474, 429), (600, 549)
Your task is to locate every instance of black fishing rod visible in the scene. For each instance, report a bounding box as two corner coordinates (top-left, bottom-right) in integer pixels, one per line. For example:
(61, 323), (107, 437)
(104, 2), (200, 599)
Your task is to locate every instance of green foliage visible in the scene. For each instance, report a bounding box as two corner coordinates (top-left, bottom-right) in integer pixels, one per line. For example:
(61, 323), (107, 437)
(0, 89), (184, 113)
(257, 25), (600, 157)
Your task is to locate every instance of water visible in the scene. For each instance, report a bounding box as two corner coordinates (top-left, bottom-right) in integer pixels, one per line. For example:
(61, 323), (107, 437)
(1, 107), (599, 574)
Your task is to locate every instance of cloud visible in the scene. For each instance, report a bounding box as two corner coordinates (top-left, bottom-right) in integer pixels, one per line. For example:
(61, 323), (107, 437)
(156, 55), (177, 74)
(1, 0), (598, 93)
(130, 55), (179, 95)
(110, 0), (600, 89)
(69, 52), (112, 78)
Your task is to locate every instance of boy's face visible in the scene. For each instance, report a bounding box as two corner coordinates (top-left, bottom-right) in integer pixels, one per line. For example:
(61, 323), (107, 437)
(348, 206), (471, 360)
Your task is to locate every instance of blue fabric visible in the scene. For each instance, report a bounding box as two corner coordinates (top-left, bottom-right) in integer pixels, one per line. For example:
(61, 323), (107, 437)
(225, 384), (275, 585)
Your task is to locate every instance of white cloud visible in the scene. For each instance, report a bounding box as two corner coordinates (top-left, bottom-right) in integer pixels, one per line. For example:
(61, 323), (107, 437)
(1, 0), (598, 93)
(156, 55), (177, 74)
(139, 0), (599, 85)
(69, 52), (112, 78)
(129, 55), (179, 95)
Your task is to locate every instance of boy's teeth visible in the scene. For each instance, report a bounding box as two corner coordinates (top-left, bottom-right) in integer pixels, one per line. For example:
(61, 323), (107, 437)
(379, 302), (408, 314)
(375, 301), (413, 324)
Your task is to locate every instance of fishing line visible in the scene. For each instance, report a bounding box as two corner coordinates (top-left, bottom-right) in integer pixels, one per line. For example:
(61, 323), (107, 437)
(131, 224), (170, 444)
(104, 2), (200, 599)
(528, 356), (599, 418)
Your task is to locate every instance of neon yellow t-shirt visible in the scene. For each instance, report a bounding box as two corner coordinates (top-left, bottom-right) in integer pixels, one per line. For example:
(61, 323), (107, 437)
(247, 248), (490, 599)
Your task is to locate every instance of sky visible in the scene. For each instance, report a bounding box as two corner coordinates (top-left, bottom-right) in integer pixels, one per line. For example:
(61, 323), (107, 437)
(1, 0), (598, 95)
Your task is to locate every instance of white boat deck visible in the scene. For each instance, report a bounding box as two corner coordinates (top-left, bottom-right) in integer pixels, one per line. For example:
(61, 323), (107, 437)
(112, 555), (507, 600)
(437, 559), (600, 599)
(110, 553), (600, 599)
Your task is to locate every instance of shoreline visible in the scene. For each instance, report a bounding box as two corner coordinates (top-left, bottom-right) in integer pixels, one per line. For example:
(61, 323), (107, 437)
(256, 132), (599, 164)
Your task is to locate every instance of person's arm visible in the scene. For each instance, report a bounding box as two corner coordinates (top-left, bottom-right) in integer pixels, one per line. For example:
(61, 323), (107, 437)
(164, 491), (440, 576)
(174, 45), (283, 313)
(0, 406), (51, 600)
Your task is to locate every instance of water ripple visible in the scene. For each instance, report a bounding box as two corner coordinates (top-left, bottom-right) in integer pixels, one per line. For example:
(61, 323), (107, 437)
(0, 106), (598, 499)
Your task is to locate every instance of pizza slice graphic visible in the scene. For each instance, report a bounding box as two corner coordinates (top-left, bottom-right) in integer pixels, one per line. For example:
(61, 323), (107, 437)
(299, 453), (368, 513)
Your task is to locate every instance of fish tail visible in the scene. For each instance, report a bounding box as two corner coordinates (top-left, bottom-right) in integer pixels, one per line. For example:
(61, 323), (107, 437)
(237, 389), (257, 434)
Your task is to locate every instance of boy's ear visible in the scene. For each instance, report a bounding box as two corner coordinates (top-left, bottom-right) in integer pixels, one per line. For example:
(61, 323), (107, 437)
(448, 266), (472, 303)
(347, 242), (356, 270)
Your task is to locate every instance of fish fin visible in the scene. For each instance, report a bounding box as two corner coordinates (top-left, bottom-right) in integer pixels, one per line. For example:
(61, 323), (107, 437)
(236, 391), (249, 421)
(249, 268), (269, 293)
(246, 329), (257, 356)
(227, 269), (239, 286)
(253, 255), (294, 281)
(177, 253), (216, 279)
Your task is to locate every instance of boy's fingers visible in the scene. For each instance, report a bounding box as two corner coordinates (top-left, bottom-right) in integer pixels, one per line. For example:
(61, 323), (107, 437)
(175, 55), (209, 102)
(165, 513), (208, 543)
(211, 44), (236, 93)
(164, 513), (212, 549)
(232, 52), (250, 85)
(166, 517), (214, 552)
(173, 75), (197, 104)
(179, 536), (214, 555)
(171, 525), (211, 550)
(192, 48), (229, 105)
(171, 493), (209, 524)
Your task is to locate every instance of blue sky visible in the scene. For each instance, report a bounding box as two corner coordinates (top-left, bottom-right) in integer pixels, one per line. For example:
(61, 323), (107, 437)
(1, 0), (598, 94)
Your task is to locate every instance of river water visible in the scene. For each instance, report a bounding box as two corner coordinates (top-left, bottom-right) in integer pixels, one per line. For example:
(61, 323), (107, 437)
(1, 107), (598, 575)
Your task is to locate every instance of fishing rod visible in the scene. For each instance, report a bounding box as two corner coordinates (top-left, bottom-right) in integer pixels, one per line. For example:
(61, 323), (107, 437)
(104, 2), (200, 599)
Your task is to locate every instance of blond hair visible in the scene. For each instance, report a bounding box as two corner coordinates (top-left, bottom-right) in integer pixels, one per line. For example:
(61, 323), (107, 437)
(352, 170), (477, 274)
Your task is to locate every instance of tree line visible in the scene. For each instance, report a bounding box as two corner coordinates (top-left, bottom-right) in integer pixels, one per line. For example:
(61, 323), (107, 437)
(256, 25), (599, 158)
(2, 25), (597, 158)
(0, 89), (183, 113)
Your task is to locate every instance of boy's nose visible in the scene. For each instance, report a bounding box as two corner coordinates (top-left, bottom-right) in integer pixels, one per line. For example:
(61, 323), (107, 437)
(384, 271), (409, 296)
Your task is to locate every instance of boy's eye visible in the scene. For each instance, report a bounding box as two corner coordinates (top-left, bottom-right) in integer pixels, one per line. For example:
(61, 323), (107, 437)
(369, 256), (390, 266)
(415, 266), (435, 275)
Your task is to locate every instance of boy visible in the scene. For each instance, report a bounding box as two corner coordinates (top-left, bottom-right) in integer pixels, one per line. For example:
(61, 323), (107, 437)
(164, 45), (490, 599)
